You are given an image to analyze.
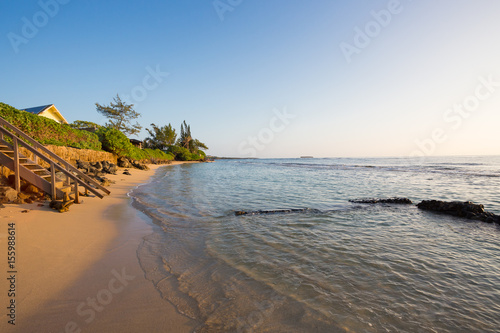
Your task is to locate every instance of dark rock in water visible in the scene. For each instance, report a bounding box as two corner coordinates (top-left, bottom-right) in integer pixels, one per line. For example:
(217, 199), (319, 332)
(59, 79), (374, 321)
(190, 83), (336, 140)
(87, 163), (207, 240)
(235, 208), (319, 216)
(349, 197), (413, 205)
(417, 200), (500, 224)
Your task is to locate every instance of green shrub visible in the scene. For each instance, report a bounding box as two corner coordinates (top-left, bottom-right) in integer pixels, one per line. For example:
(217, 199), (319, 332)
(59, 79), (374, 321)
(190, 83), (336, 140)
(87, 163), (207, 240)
(97, 127), (174, 162)
(143, 148), (174, 160)
(0, 102), (102, 150)
(96, 127), (133, 157)
(167, 145), (205, 161)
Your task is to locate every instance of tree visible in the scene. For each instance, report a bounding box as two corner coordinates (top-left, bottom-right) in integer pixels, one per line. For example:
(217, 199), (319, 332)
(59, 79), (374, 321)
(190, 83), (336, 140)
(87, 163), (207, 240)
(95, 94), (142, 136)
(192, 138), (208, 151)
(177, 120), (192, 150)
(177, 120), (208, 153)
(145, 123), (177, 150)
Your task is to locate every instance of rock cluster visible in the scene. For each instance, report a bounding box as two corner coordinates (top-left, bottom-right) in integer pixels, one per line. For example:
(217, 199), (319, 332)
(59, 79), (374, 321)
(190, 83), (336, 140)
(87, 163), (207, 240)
(349, 198), (413, 204)
(417, 200), (500, 224)
(0, 178), (47, 205)
(235, 199), (500, 225)
(76, 160), (119, 187)
(117, 157), (149, 170)
(76, 160), (118, 176)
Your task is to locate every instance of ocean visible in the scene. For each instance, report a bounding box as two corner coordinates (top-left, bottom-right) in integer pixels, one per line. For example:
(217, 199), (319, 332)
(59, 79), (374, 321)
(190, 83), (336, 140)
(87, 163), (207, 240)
(130, 156), (500, 332)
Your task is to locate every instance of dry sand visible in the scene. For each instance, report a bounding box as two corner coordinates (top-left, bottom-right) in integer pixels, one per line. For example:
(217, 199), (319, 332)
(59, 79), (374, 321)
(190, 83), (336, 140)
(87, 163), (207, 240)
(0, 162), (199, 333)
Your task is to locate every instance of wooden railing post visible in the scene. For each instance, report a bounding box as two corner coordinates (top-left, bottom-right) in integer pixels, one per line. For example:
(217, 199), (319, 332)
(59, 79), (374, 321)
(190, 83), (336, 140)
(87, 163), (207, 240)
(65, 163), (70, 186)
(51, 162), (56, 200)
(13, 137), (21, 192)
(74, 180), (79, 204)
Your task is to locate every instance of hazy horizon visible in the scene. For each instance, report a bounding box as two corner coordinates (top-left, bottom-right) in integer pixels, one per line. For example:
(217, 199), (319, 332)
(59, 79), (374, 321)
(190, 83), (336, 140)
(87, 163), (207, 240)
(1, 1), (499, 158)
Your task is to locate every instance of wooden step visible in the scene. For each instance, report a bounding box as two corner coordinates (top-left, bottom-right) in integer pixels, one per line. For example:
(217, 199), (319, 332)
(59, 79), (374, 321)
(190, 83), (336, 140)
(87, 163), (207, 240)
(59, 185), (72, 193)
(21, 164), (47, 172)
(1, 151), (28, 158)
(24, 167), (46, 172)
(3, 153), (28, 161)
(40, 175), (64, 185)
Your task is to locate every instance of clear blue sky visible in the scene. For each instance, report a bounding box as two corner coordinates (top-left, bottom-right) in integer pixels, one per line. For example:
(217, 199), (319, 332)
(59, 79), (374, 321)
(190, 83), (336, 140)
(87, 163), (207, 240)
(1, 0), (499, 158)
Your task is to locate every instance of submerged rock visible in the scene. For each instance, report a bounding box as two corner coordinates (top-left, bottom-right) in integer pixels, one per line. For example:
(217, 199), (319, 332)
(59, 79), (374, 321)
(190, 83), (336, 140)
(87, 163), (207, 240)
(349, 197), (413, 205)
(417, 200), (500, 224)
(235, 208), (319, 216)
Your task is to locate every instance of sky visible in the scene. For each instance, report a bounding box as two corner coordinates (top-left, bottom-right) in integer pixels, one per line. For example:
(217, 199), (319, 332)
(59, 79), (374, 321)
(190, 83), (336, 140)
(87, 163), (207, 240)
(1, 0), (499, 158)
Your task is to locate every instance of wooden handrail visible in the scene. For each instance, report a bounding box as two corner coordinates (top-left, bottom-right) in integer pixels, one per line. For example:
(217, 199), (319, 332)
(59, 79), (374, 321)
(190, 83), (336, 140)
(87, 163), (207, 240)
(0, 117), (110, 199)
(2, 136), (105, 199)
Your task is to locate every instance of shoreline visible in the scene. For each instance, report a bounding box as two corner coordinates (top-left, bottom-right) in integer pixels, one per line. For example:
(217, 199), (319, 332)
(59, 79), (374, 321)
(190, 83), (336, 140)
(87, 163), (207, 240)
(0, 162), (199, 332)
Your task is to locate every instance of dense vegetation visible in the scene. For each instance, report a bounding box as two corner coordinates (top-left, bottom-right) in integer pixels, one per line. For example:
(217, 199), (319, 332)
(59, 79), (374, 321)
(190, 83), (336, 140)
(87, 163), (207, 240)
(145, 120), (208, 161)
(96, 127), (174, 162)
(0, 99), (208, 163)
(92, 95), (208, 161)
(0, 103), (102, 150)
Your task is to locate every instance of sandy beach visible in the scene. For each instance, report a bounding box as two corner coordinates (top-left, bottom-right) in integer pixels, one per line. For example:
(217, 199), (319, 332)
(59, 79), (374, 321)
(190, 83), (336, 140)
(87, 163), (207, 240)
(0, 162), (198, 333)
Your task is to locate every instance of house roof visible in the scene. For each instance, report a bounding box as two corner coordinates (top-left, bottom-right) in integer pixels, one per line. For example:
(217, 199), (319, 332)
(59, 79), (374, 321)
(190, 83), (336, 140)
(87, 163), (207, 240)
(22, 104), (53, 115)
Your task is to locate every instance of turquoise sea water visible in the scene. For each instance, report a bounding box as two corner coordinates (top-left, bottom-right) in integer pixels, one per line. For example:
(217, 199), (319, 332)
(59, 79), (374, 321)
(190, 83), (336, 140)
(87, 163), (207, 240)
(131, 156), (500, 332)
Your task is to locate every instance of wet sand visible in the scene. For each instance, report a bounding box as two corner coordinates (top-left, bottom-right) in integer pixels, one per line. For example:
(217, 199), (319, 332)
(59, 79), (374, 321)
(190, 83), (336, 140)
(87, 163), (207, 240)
(0, 162), (199, 333)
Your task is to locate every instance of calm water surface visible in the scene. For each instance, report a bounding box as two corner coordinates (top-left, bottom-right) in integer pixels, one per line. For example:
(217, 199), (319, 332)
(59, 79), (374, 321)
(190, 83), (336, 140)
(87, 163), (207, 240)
(131, 156), (500, 332)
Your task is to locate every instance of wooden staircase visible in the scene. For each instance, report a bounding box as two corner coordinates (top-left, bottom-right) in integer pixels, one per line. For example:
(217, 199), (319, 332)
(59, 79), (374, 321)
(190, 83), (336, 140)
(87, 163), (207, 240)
(0, 116), (110, 203)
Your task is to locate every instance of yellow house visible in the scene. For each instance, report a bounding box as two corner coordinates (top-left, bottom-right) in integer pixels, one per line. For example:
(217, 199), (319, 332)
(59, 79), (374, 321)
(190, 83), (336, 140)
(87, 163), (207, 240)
(21, 104), (68, 124)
